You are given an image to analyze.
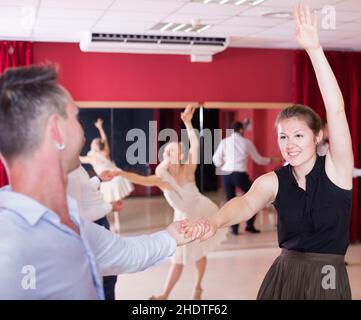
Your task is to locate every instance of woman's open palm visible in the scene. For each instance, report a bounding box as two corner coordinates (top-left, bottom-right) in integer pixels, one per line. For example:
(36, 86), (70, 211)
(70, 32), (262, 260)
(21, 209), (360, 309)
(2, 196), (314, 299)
(294, 4), (320, 50)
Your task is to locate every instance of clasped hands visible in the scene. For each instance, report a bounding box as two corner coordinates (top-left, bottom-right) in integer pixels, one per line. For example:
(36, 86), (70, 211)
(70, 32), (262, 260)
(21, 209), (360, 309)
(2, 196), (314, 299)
(99, 169), (120, 181)
(167, 218), (218, 246)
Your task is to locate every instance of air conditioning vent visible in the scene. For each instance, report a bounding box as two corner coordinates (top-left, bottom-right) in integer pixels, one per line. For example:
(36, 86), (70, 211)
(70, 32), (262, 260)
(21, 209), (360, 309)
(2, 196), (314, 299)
(80, 32), (229, 62)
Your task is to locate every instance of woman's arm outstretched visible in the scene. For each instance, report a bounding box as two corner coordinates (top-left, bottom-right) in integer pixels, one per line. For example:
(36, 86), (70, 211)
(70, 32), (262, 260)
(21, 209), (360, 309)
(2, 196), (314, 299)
(183, 172), (278, 241)
(100, 169), (173, 191)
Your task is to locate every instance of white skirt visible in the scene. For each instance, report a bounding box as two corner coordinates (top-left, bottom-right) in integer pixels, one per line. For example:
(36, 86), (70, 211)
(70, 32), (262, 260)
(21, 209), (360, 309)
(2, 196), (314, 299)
(100, 176), (134, 202)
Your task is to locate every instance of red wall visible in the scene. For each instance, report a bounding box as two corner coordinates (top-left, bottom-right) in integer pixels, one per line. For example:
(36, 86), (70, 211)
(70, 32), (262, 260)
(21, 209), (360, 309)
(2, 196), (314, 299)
(33, 43), (294, 192)
(33, 43), (294, 103)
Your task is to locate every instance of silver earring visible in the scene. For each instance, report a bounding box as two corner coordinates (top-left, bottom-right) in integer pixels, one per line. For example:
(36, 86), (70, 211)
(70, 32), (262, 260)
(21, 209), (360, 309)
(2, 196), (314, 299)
(56, 142), (66, 151)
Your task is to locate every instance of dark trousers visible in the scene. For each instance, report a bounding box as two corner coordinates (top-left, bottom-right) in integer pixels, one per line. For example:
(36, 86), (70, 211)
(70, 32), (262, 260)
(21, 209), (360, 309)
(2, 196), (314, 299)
(94, 216), (117, 300)
(222, 172), (256, 234)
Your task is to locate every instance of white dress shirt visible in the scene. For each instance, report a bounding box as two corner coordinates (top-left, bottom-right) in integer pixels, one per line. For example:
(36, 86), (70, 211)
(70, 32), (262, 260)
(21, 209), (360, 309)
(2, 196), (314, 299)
(213, 132), (270, 172)
(0, 187), (176, 299)
(67, 166), (112, 222)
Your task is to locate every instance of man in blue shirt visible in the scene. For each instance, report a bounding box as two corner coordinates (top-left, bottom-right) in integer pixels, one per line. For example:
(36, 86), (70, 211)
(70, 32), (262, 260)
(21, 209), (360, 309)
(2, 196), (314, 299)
(0, 65), (195, 299)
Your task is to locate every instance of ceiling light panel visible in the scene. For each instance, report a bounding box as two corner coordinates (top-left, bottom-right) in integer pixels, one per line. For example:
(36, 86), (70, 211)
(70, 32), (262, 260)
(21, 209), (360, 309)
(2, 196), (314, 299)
(151, 21), (212, 33)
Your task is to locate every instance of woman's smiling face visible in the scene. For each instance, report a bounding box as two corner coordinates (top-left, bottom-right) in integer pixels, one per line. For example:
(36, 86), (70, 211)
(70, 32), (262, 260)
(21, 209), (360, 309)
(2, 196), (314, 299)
(277, 117), (321, 167)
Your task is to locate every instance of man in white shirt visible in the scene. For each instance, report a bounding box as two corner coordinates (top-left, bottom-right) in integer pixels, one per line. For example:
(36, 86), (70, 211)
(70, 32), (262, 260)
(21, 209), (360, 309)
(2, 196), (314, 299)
(213, 121), (277, 235)
(67, 165), (124, 300)
(67, 165), (124, 223)
(0, 65), (196, 299)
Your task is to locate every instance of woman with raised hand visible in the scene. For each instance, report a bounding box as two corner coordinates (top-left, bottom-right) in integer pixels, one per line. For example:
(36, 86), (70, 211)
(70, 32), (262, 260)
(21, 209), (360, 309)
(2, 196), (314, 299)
(102, 105), (227, 300)
(184, 4), (354, 300)
(80, 118), (134, 233)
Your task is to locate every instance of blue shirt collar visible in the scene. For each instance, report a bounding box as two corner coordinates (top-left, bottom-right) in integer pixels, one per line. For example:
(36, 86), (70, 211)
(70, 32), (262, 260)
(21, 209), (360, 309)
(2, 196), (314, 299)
(0, 185), (80, 227)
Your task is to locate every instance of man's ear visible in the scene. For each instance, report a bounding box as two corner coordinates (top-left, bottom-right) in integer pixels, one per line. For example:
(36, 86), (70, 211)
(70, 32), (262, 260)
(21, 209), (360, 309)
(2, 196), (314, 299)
(49, 115), (63, 145)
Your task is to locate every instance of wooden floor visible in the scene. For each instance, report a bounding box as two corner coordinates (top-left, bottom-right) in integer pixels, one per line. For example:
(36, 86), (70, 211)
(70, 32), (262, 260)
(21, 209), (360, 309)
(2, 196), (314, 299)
(111, 193), (361, 300)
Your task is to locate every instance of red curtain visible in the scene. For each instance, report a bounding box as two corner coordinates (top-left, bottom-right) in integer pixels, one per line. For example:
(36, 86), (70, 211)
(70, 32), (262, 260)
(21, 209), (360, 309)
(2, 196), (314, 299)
(0, 41), (32, 187)
(294, 50), (361, 242)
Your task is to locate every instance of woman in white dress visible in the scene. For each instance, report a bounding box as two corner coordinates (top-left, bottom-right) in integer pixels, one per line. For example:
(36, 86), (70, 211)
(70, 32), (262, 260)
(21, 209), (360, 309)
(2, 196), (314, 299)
(101, 105), (227, 300)
(80, 118), (133, 232)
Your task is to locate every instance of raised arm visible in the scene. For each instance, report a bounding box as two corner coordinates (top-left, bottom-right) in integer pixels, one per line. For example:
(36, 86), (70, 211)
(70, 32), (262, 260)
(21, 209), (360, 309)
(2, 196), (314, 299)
(94, 118), (110, 157)
(295, 4), (354, 185)
(184, 172), (278, 241)
(181, 105), (199, 173)
(100, 169), (173, 191)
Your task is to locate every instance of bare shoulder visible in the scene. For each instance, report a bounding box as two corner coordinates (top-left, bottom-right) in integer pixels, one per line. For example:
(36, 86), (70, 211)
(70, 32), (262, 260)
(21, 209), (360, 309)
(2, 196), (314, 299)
(250, 172), (279, 201)
(239, 172), (278, 214)
(254, 171), (278, 184)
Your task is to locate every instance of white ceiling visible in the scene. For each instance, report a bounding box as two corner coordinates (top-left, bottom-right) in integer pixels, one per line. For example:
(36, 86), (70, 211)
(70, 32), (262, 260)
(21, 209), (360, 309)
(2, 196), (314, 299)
(0, 0), (360, 51)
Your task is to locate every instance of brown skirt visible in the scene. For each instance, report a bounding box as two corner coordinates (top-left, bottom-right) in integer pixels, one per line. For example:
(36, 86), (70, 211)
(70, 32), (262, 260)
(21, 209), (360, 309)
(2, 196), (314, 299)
(257, 249), (352, 300)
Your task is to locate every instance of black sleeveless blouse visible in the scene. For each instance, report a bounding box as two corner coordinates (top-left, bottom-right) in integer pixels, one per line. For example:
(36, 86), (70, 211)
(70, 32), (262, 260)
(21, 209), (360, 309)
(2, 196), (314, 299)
(274, 155), (352, 255)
